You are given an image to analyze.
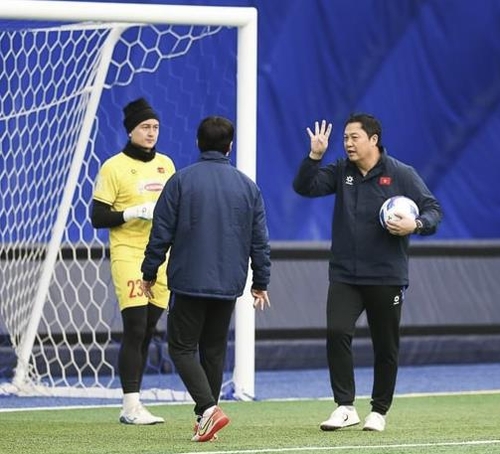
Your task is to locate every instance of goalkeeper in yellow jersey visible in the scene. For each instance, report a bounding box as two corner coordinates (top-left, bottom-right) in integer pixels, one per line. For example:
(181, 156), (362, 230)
(91, 98), (175, 425)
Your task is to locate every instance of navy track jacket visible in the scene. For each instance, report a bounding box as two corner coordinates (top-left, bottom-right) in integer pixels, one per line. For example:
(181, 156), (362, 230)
(142, 151), (271, 299)
(293, 150), (442, 286)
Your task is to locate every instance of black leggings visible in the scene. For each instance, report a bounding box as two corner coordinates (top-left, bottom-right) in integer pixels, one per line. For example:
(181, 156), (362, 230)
(119, 303), (164, 394)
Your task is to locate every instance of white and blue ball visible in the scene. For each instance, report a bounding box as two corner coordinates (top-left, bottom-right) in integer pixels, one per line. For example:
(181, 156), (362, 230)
(379, 196), (419, 229)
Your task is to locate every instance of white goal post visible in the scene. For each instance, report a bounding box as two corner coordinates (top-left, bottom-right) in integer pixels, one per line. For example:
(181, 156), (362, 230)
(0, 0), (257, 400)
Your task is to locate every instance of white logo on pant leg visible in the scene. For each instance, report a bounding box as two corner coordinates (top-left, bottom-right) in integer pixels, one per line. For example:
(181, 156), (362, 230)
(393, 295), (400, 305)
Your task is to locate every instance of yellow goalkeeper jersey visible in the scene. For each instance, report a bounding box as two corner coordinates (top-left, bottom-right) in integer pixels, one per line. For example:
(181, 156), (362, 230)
(93, 152), (175, 261)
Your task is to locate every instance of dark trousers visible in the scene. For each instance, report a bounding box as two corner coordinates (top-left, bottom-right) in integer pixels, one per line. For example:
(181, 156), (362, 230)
(167, 293), (236, 416)
(326, 282), (402, 415)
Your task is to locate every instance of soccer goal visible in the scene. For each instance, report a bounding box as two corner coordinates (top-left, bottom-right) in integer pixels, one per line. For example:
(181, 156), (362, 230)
(0, 0), (257, 400)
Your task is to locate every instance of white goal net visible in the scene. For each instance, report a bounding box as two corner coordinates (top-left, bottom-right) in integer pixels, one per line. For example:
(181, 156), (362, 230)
(0, 1), (258, 399)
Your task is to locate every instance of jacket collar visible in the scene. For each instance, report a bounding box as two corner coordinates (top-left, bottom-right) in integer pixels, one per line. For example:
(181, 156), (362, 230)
(199, 150), (230, 162)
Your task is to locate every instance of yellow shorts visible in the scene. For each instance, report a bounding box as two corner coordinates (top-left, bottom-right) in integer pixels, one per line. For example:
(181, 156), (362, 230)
(111, 258), (170, 310)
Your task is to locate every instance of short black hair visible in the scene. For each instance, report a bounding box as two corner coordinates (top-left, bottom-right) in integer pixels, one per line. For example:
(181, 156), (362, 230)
(345, 113), (383, 149)
(197, 116), (234, 153)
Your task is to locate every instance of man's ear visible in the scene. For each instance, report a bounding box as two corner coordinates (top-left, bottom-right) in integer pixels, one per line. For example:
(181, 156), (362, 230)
(227, 141), (233, 154)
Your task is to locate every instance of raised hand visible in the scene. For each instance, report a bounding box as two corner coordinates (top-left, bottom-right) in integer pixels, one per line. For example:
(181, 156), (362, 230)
(307, 120), (333, 160)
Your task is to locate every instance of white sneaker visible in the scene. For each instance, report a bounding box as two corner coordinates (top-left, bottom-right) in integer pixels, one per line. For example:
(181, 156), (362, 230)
(320, 406), (360, 431)
(119, 404), (165, 425)
(363, 412), (386, 432)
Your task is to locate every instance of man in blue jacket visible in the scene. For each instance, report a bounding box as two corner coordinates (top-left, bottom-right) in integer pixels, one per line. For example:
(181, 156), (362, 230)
(293, 113), (442, 432)
(141, 116), (271, 442)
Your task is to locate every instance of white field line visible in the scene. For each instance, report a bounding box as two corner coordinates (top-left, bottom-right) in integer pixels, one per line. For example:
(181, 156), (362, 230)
(1, 388), (500, 412)
(177, 439), (500, 454)
(266, 388), (500, 402)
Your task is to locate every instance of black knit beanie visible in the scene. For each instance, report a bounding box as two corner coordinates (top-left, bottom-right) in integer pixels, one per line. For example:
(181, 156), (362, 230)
(123, 98), (159, 133)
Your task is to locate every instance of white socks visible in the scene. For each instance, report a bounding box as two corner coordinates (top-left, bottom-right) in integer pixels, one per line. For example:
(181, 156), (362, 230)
(123, 392), (141, 412)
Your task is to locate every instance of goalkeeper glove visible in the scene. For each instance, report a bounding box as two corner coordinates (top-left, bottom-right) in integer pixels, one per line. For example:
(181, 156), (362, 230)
(123, 202), (156, 222)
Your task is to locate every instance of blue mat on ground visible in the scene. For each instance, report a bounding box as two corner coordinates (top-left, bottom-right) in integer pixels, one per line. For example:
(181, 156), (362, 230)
(0, 363), (499, 410)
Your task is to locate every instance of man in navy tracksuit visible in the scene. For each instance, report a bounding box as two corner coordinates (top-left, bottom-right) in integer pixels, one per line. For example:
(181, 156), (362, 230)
(293, 113), (442, 432)
(141, 116), (271, 442)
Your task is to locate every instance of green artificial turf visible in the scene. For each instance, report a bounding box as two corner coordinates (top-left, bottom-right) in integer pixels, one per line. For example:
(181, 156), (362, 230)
(1, 393), (499, 454)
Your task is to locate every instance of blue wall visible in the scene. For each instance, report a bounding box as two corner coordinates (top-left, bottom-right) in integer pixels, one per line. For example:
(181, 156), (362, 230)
(103, 0), (500, 241)
(4, 0), (500, 241)
(250, 0), (500, 241)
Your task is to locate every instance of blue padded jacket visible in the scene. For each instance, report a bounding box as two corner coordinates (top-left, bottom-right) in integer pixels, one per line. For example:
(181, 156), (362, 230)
(142, 151), (271, 299)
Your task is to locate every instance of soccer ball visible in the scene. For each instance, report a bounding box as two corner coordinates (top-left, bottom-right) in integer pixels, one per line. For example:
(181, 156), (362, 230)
(379, 196), (419, 228)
